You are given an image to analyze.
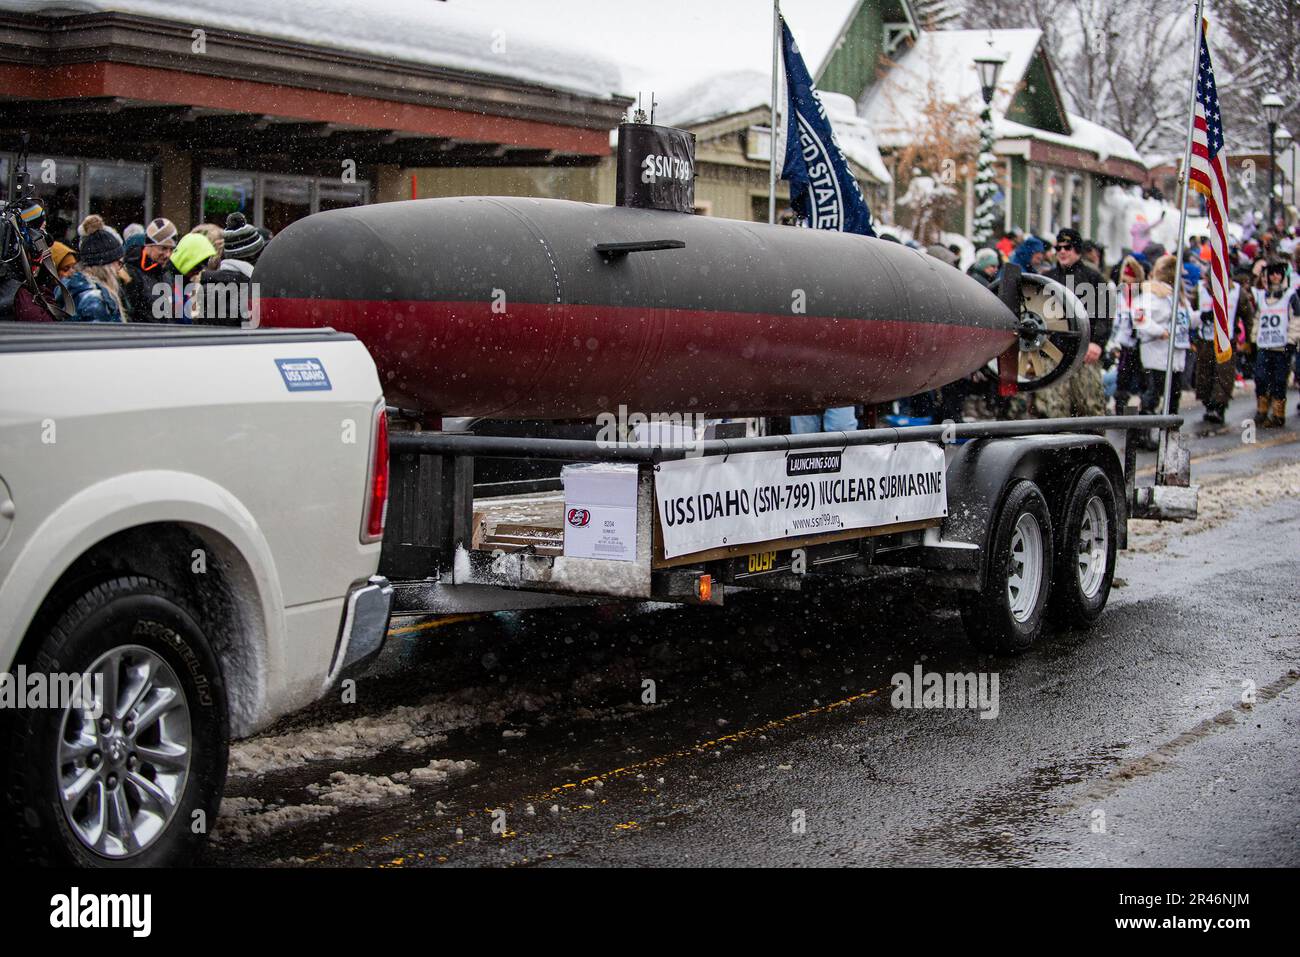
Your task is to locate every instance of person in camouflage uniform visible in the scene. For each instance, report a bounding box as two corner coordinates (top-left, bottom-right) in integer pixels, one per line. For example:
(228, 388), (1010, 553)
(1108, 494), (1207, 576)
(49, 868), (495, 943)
(1035, 228), (1114, 419)
(1033, 360), (1107, 418)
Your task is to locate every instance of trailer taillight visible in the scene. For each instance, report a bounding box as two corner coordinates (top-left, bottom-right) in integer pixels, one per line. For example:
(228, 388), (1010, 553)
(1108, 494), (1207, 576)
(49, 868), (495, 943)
(362, 402), (389, 543)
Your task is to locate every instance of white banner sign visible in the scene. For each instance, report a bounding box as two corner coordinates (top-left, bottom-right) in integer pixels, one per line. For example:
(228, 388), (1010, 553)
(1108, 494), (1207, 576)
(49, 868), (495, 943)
(655, 443), (948, 559)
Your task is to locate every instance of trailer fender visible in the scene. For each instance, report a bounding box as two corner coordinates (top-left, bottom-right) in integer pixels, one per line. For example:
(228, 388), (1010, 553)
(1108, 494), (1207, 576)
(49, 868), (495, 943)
(880, 433), (1126, 587)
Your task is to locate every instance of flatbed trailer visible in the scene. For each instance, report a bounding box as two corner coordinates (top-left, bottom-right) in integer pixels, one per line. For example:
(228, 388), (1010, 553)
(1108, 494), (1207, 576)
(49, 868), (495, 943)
(377, 415), (1196, 653)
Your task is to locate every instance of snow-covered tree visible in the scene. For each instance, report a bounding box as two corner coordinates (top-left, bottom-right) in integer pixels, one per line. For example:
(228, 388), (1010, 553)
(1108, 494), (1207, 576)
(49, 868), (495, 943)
(960, 0), (1192, 157)
(910, 0), (964, 30)
(1210, 0), (1300, 150)
(973, 103), (998, 244)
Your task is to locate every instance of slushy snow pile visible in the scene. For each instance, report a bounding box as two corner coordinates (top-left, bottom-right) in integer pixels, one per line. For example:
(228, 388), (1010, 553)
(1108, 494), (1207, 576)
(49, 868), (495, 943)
(212, 796), (337, 844)
(229, 685), (554, 776)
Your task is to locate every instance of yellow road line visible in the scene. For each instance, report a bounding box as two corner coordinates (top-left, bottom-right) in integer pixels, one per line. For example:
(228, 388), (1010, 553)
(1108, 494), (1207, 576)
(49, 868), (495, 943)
(300, 682), (891, 867)
(387, 613), (482, 636)
(1136, 430), (1296, 479)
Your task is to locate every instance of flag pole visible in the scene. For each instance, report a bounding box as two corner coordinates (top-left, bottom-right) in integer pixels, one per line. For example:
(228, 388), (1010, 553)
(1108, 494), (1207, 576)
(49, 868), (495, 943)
(1158, 0), (1208, 480)
(769, 0), (781, 225)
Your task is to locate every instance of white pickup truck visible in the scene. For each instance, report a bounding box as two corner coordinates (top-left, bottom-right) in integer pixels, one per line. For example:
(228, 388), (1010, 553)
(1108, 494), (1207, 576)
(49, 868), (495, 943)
(0, 321), (393, 866)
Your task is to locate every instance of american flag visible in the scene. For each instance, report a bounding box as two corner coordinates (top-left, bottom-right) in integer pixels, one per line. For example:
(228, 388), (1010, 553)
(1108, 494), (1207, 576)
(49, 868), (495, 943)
(1188, 20), (1232, 363)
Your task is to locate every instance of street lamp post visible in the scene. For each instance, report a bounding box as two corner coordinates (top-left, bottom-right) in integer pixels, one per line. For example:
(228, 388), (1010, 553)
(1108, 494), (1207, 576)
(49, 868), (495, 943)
(1262, 92), (1284, 230)
(972, 44), (1006, 247)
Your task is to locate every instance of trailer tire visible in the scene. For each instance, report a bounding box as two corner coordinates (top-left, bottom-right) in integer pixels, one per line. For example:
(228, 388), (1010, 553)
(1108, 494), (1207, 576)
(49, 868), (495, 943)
(961, 481), (1053, 654)
(2, 576), (228, 867)
(1050, 466), (1117, 627)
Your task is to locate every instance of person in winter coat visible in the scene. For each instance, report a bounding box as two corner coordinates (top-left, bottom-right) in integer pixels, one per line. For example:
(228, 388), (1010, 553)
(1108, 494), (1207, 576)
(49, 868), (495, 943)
(1135, 254), (1191, 428)
(64, 215), (125, 322)
(167, 232), (218, 323)
(189, 223), (225, 270)
(1108, 255), (1147, 414)
(49, 241), (76, 279)
(197, 212), (266, 326)
(1009, 236), (1047, 273)
(1036, 228), (1113, 419)
(967, 248), (1000, 288)
(1129, 211), (1165, 255)
(1252, 259), (1300, 427)
(1192, 270), (1245, 425)
(115, 231), (147, 321)
(122, 217), (178, 322)
(996, 230), (1020, 261)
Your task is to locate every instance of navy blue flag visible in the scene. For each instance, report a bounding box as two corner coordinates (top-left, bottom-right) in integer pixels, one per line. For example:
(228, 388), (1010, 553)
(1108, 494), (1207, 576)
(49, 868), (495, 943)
(780, 16), (875, 236)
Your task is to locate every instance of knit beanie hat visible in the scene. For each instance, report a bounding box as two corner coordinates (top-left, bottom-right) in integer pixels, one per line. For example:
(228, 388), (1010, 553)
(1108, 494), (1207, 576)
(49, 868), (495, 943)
(171, 232), (218, 277)
(973, 247), (1000, 270)
(77, 215), (125, 267)
(222, 212), (266, 262)
(146, 217), (178, 248)
(50, 241), (77, 272)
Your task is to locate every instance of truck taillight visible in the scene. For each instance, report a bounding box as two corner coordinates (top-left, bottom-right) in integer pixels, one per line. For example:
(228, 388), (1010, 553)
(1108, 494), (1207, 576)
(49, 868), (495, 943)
(362, 403), (389, 543)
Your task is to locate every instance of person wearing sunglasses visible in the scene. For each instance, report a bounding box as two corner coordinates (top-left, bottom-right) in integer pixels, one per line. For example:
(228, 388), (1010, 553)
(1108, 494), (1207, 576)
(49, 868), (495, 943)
(1036, 228), (1114, 419)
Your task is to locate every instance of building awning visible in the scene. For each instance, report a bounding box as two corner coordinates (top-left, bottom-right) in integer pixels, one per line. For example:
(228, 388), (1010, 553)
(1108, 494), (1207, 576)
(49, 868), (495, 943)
(0, 8), (631, 171)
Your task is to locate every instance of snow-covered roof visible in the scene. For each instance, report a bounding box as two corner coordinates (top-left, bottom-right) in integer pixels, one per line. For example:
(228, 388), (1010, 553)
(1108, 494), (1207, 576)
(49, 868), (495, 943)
(861, 26), (1145, 173)
(5, 0), (625, 98)
(862, 28), (1045, 149)
(6, 0), (868, 104)
(656, 71), (772, 129)
(820, 91), (892, 185)
(998, 113), (1146, 169)
(653, 73), (889, 185)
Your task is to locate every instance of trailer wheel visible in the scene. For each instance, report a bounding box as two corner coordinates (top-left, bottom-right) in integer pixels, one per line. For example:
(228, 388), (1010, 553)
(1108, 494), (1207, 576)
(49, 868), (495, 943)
(1050, 466), (1118, 627)
(961, 481), (1053, 654)
(2, 576), (228, 866)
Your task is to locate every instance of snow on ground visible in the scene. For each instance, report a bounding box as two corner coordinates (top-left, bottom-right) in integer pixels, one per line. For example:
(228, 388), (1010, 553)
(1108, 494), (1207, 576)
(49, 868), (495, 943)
(228, 685), (554, 777)
(1128, 458), (1300, 554)
(216, 762), (477, 842)
(211, 797), (337, 845)
(404, 759), (478, 786)
(306, 771), (413, 807)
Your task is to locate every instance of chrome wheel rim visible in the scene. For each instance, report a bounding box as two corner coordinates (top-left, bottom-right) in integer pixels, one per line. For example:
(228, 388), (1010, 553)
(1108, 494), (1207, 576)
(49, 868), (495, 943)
(1077, 496), (1109, 599)
(1006, 512), (1044, 623)
(57, 644), (192, 859)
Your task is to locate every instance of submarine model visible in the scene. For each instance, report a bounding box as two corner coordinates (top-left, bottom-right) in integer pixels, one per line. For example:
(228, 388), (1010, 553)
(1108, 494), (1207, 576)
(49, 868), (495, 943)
(254, 186), (1086, 420)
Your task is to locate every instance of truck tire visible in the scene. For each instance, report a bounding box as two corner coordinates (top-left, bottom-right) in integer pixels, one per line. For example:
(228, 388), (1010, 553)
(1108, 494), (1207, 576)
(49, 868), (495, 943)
(2, 576), (228, 866)
(960, 481), (1053, 654)
(1050, 466), (1118, 627)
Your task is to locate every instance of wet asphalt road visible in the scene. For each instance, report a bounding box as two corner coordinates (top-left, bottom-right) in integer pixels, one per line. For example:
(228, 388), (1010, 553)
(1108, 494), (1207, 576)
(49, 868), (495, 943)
(205, 390), (1300, 868)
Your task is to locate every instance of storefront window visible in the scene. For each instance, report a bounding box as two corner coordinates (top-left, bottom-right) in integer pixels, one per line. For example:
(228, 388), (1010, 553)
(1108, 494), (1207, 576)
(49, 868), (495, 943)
(317, 181), (367, 213)
(202, 172), (254, 225)
(1026, 166), (1042, 235)
(31, 159), (81, 244)
(88, 162), (147, 233)
(1042, 170), (1061, 237)
(262, 177), (311, 235)
(200, 169), (373, 232)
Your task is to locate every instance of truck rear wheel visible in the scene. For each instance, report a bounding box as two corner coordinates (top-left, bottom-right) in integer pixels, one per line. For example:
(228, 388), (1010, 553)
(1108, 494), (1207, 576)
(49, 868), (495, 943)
(2, 576), (228, 866)
(1050, 466), (1118, 627)
(961, 481), (1053, 654)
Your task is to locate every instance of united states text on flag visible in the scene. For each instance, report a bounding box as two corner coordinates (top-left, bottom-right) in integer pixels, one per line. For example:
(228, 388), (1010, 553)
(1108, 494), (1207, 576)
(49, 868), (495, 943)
(1188, 20), (1232, 364)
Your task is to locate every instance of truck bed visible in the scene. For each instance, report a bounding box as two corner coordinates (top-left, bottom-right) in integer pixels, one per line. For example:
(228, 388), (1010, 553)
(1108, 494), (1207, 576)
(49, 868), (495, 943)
(0, 320), (353, 352)
(472, 491), (566, 555)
